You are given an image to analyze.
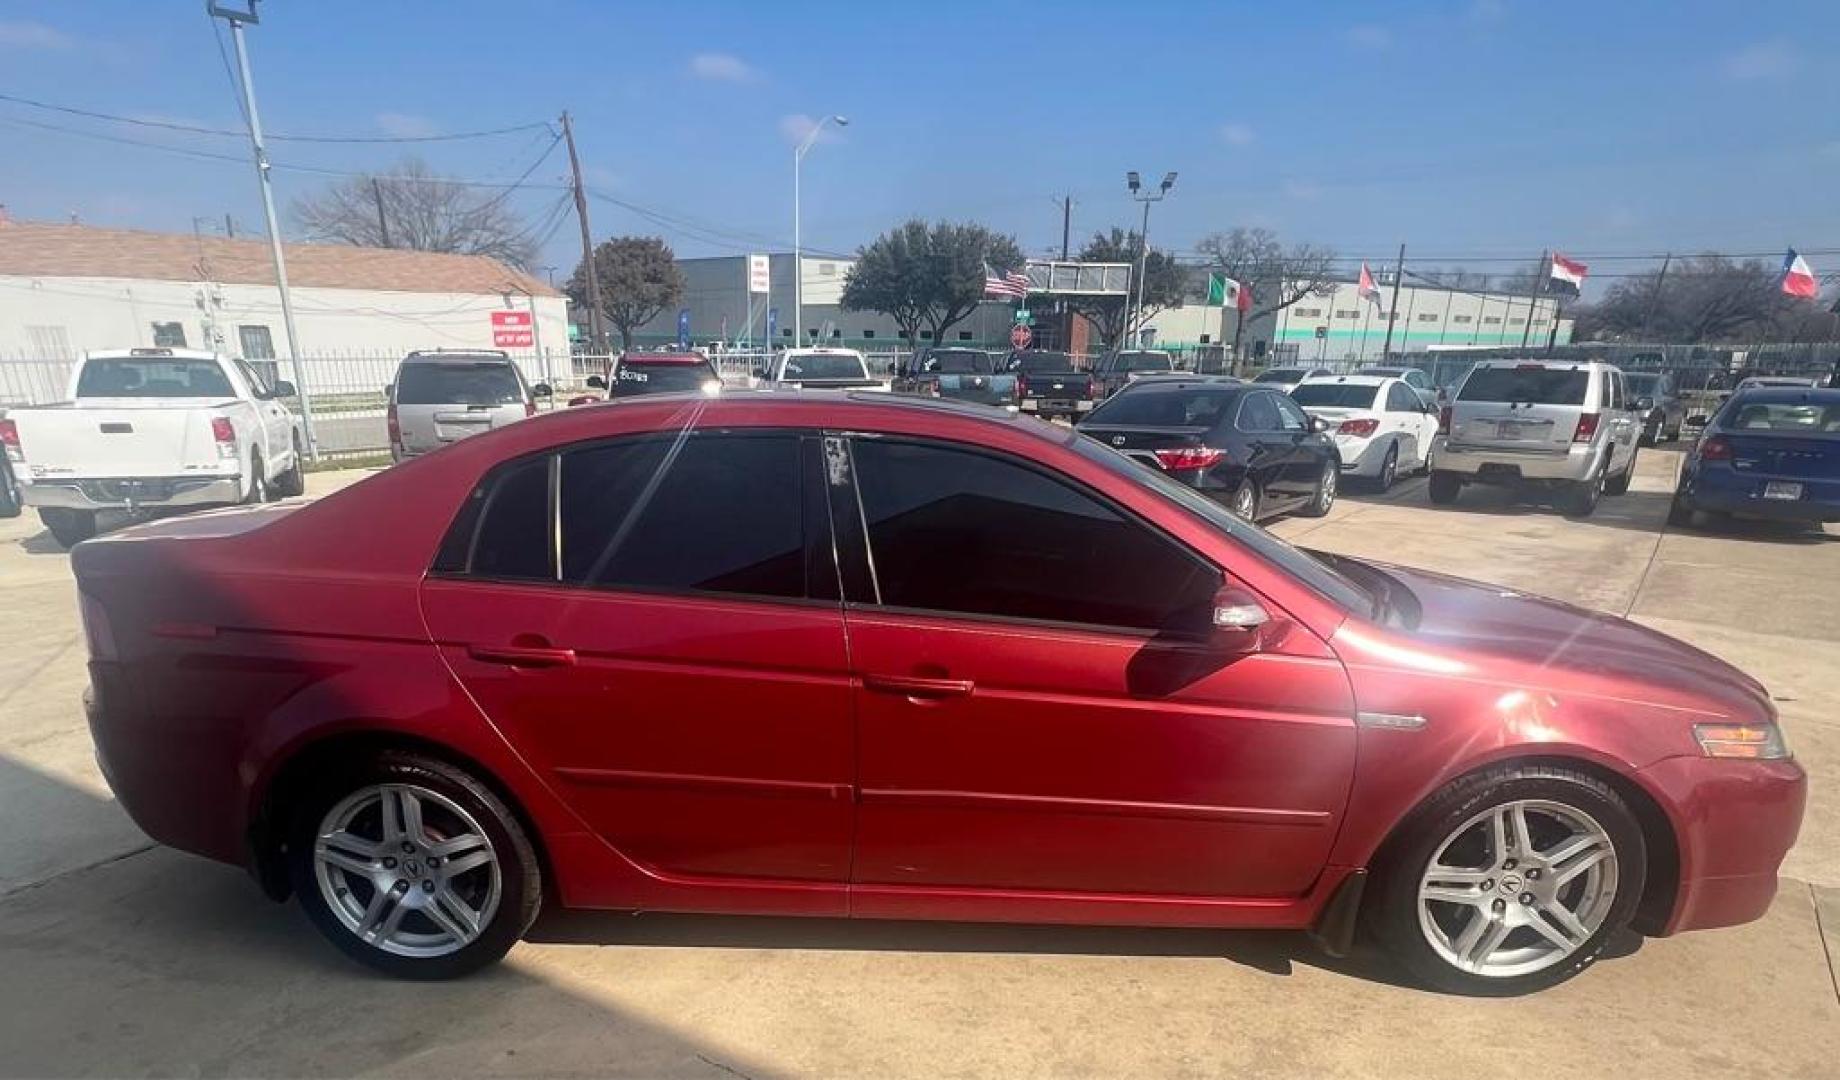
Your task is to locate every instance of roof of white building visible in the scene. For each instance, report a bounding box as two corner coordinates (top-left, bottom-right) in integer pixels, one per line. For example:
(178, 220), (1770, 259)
(0, 222), (559, 297)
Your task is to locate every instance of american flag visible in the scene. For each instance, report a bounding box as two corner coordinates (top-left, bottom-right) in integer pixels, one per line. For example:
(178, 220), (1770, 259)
(984, 264), (1030, 299)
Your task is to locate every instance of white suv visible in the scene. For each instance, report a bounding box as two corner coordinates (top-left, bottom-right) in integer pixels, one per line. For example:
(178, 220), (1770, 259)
(1429, 359), (1641, 517)
(1292, 374), (1441, 490)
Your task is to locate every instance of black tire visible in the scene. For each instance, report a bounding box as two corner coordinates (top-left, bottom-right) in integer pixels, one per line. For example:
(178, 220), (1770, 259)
(287, 751), (542, 979)
(0, 458), (20, 519)
(1664, 423), (1682, 443)
(39, 507), (97, 547)
(1428, 470), (1462, 505)
(275, 434), (306, 498)
(1228, 477), (1261, 521)
(1638, 420), (1658, 447)
(1374, 444), (1399, 492)
(1300, 459), (1337, 517)
(244, 453), (269, 505)
(1666, 491), (1694, 527)
(1366, 762), (1647, 997)
(1560, 466), (1603, 517)
(1603, 448), (1636, 496)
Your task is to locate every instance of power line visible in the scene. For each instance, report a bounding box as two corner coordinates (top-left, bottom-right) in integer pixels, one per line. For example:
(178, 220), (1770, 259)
(0, 89), (555, 144)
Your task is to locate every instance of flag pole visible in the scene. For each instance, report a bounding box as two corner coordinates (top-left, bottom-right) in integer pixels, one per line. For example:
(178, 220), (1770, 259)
(1381, 243), (1405, 358)
(1521, 251), (1547, 350)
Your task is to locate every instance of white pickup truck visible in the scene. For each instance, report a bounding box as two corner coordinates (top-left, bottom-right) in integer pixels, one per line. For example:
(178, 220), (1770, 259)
(0, 348), (305, 547)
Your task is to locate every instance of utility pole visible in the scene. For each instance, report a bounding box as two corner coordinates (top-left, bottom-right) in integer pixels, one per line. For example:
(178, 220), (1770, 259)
(561, 110), (605, 353)
(207, 1), (316, 458)
(1520, 251), (1548, 350)
(224, 213), (235, 238)
(1381, 243), (1405, 358)
(1057, 194), (1072, 260)
(371, 177), (392, 248)
(1640, 253), (1671, 342)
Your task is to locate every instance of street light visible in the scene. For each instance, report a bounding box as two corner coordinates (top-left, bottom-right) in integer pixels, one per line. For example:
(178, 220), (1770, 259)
(1124, 169), (1177, 349)
(793, 114), (848, 345)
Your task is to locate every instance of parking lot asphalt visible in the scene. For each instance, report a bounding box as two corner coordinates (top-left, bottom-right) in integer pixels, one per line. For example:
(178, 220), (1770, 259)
(1, 445), (1836, 1078)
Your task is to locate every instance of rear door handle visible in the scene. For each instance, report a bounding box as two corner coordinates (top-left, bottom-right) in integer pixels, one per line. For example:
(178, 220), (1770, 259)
(862, 673), (975, 699)
(467, 644), (577, 669)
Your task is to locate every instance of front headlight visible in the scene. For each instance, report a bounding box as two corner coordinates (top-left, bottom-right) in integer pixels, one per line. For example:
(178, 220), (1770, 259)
(1693, 722), (1791, 760)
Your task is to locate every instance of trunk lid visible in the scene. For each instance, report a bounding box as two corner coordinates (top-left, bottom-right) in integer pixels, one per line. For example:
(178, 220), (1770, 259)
(11, 404), (231, 478)
(1079, 424), (1210, 469)
(1722, 433), (1838, 481)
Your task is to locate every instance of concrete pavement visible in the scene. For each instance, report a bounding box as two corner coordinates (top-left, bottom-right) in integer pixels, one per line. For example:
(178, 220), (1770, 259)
(0, 446), (1835, 1078)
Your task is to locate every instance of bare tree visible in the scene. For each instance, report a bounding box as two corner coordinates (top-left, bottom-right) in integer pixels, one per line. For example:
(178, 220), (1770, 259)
(291, 158), (538, 269)
(1575, 255), (1813, 345)
(1194, 227), (1338, 321)
(1063, 228), (1185, 350)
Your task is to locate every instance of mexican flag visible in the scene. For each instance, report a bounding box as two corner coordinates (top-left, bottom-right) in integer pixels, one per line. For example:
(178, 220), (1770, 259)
(1208, 274), (1252, 311)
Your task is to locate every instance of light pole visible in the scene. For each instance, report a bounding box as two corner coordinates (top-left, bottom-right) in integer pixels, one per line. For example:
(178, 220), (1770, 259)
(1125, 170), (1176, 350)
(793, 114), (848, 346)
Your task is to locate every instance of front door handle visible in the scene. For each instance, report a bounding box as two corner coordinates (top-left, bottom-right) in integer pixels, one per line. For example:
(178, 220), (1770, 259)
(467, 643), (577, 669)
(863, 673), (975, 699)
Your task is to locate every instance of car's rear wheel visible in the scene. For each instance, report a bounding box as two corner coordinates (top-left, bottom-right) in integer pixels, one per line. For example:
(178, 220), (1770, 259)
(1229, 478), (1260, 520)
(287, 751), (541, 979)
(1561, 466), (1604, 517)
(39, 507), (97, 547)
(1666, 490), (1695, 527)
(244, 453), (269, 504)
(1375, 444), (1399, 491)
(1603, 447), (1636, 496)
(1300, 460), (1337, 517)
(0, 459), (20, 519)
(1428, 470), (1462, 505)
(1368, 763), (1645, 996)
(275, 434), (306, 498)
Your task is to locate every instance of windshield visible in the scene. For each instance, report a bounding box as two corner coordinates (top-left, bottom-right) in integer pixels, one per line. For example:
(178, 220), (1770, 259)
(1087, 385), (1239, 428)
(1291, 383), (1382, 409)
(1254, 368), (1307, 383)
(922, 351), (993, 375)
(1071, 435), (1375, 615)
(1623, 374), (1662, 395)
(782, 354), (868, 380)
(396, 361), (524, 406)
(1457, 366), (1589, 405)
(1116, 352), (1173, 372)
(75, 357), (234, 398)
(613, 362), (718, 396)
(1012, 353), (1079, 374)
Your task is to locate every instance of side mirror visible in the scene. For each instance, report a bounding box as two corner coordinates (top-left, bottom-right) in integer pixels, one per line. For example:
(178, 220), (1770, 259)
(1309, 416), (1333, 434)
(272, 380), (296, 397)
(585, 375), (607, 390)
(1212, 586), (1270, 653)
(1635, 397), (1653, 410)
(1685, 415), (1709, 429)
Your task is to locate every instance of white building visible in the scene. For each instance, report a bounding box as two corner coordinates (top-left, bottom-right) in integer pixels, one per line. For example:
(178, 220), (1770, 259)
(0, 221), (569, 387)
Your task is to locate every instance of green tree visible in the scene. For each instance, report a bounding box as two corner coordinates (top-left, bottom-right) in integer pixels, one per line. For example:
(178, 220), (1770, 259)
(1065, 228), (1185, 349)
(840, 219), (1024, 346)
(565, 237), (686, 353)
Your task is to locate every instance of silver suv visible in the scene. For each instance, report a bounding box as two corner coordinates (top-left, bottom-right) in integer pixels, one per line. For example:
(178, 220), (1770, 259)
(387, 351), (545, 461)
(1429, 359), (1640, 516)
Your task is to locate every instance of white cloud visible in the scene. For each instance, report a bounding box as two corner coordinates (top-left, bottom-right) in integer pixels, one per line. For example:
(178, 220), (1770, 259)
(0, 20), (71, 49)
(779, 113), (844, 146)
(1723, 40), (1801, 81)
(1345, 24), (1392, 50)
(375, 112), (438, 139)
(1467, 0), (1508, 24)
(688, 52), (757, 83)
(1219, 122), (1255, 147)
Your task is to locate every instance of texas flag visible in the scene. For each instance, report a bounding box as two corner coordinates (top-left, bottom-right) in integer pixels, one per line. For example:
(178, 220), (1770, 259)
(1357, 262), (1384, 308)
(1547, 252), (1588, 295)
(1781, 249), (1819, 300)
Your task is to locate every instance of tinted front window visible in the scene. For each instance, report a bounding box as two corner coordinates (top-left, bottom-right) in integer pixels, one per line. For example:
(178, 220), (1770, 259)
(1457, 367), (1589, 405)
(851, 440), (1215, 633)
(1624, 374), (1661, 397)
(75, 358), (235, 398)
(923, 351), (993, 375)
(1291, 383), (1381, 409)
(1088, 386), (1239, 428)
(612, 362), (717, 396)
(1274, 396), (1311, 431)
(561, 434), (805, 599)
(397, 362), (524, 406)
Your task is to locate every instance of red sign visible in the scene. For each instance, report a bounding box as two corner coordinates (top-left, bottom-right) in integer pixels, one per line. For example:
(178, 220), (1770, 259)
(491, 309), (533, 348)
(1009, 324), (1032, 350)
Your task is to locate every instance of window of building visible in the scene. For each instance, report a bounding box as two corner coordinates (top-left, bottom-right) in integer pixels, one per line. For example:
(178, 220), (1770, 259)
(920, 330), (934, 340)
(898, 330), (912, 340)
(1484, 316), (1502, 325)
(861, 330), (876, 339)
(1510, 318), (1525, 326)
(1294, 307), (1323, 317)
(151, 322), (187, 348)
(830, 329), (843, 339)
(561, 434), (805, 599)
(849, 440), (1214, 633)
(1335, 309), (1359, 319)
(1453, 315), (1474, 324)
(818, 262), (837, 276)
(1198, 334), (1211, 344)
(958, 331), (974, 341)
(237, 324), (275, 359)
(1417, 313), (1438, 322)
(781, 329), (793, 338)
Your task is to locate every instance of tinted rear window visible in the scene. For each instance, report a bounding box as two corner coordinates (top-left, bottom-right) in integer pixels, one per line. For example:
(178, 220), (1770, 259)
(1253, 368), (1306, 383)
(782, 354), (867, 380)
(75, 358), (235, 398)
(1623, 374), (1661, 394)
(1089, 386), (1240, 428)
(613, 362), (716, 396)
(1722, 398), (1840, 433)
(1012, 352), (1078, 374)
(1458, 367), (1589, 405)
(397, 361), (524, 406)
(1116, 352), (1173, 372)
(922, 351), (993, 375)
(1291, 383), (1382, 409)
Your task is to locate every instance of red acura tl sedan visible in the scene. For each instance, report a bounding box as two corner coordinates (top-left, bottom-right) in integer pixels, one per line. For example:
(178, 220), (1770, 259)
(75, 392), (1804, 994)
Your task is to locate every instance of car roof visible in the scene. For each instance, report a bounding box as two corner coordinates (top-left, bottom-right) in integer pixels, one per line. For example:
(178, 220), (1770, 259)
(1471, 358), (1601, 370)
(619, 352), (709, 365)
(1300, 373), (1387, 386)
(1726, 387), (1840, 404)
(784, 347), (864, 356)
(1108, 375), (1249, 391)
(402, 350), (513, 365)
(88, 347), (223, 362)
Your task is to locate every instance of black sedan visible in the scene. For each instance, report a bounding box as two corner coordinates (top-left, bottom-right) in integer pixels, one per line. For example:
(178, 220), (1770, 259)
(1079, 376), (1341, 521)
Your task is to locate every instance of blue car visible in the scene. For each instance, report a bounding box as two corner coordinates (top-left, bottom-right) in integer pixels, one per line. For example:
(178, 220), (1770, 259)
(1670, 387), (1840, 528)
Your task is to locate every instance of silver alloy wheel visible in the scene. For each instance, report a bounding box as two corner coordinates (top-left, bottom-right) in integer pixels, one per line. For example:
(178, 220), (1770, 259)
(1232, 482), (1256, 519)
(1379, 446), (1397, 488)
(1417, 799), (1618, 978)
(1317, 463), (1337, 509)
(313, 783), (502, 959)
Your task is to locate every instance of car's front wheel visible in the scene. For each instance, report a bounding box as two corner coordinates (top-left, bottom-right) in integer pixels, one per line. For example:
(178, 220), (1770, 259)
(287, 751), (542, 979)
(1368, 763), (1645, 996)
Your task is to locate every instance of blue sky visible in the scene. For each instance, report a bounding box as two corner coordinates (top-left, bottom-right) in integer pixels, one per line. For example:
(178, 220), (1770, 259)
(2, 0), (1836, 284)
